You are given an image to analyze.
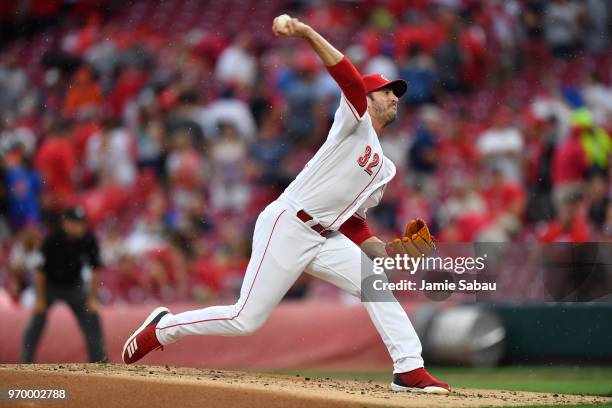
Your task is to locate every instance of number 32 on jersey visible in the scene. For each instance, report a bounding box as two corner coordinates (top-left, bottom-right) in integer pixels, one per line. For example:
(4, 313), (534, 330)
(357, 145), (380, 176)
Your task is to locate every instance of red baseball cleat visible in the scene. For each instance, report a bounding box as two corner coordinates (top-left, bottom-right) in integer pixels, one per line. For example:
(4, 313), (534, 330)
(391, 367), (450, 394)
(122, 307), (169, 364)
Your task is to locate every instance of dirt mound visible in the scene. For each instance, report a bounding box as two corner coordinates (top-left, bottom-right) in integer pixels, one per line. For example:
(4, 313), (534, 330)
(1, 364), (610, 407)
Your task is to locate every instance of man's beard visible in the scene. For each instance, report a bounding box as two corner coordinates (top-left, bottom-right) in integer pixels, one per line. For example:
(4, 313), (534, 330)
(373, 103), (397, 127)
(381, 107), (397, 127)
(384, 110), (397, 126)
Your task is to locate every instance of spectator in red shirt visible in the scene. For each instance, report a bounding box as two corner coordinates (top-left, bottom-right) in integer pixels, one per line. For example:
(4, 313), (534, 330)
(483, 166), (526, 218)
(538, 192), (591, 242)
(439, 212), (491, 243)
(63, 66), (103, 117)
(480, 166), (526, 240)
(552, 126), (589, 209)
(34, 120), (77, 210)
(108, 67), (146, 118)
(72, 113), (101, 163)
(437, 114), (479, 176)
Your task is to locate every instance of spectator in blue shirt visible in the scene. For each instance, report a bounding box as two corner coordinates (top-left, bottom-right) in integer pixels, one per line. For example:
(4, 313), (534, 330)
(400, 45), (437, 106)
(3, 144), (41, 231)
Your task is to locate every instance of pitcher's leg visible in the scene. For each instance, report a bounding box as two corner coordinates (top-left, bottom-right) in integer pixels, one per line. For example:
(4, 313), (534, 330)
(362, 296), (424, 372)
(305, 233), (424, 373)
(156, 204), (324, 345)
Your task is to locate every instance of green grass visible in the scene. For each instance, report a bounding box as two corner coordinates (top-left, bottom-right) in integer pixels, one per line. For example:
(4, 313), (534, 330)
(429, 366), (612, 397)
(270, 365), (612, 400)
(503, 405), (612, 408)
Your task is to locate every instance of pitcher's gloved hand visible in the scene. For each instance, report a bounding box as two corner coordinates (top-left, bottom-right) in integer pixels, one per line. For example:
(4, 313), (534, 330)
(385, 219), (435, 258)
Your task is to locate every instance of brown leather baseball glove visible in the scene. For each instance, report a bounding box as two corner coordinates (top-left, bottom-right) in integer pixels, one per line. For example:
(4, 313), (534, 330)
(385, 218), (436, 258)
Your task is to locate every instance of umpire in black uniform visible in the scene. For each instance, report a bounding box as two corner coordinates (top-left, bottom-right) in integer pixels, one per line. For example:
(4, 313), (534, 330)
(21, 207), (106, 363)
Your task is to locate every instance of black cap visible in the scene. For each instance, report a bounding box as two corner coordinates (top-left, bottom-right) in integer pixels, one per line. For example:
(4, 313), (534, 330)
(63, 206), (86, 222)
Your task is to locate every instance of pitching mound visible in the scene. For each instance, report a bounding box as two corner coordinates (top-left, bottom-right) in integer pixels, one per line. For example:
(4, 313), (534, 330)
(1, 364), (610, 407)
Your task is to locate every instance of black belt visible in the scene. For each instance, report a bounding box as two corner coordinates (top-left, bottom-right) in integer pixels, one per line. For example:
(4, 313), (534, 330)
(297, 210), (332, 237)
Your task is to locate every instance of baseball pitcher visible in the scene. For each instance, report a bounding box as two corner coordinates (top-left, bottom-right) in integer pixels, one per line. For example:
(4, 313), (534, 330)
(122, 15), (449, 394)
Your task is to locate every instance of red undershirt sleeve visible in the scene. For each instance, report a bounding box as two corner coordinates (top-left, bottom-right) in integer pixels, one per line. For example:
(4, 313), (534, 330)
(326, 56), (367, 117)
(339, 215), (374, 246)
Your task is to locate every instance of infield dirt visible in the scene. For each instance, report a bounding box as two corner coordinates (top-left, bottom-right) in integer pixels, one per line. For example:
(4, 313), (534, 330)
(1, 364), (610, 407)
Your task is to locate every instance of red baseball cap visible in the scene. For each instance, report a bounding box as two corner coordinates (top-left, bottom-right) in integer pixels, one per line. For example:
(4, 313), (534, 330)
(362, 73), (407, 97)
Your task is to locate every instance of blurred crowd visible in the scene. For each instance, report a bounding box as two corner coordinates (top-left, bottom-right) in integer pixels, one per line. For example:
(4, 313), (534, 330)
(0, 0), (611, 306)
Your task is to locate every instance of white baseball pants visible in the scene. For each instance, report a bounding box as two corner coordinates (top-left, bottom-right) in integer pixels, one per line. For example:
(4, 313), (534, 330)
(155, 199), (424, 373)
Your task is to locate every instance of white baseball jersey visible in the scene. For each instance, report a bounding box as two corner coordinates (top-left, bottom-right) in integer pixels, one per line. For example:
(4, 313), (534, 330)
(280, 94), (396, 229)
(154, 84), (424, 376)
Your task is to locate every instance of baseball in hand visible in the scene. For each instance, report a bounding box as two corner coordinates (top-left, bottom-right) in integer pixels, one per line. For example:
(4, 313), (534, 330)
(274, 14), (291, 35)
